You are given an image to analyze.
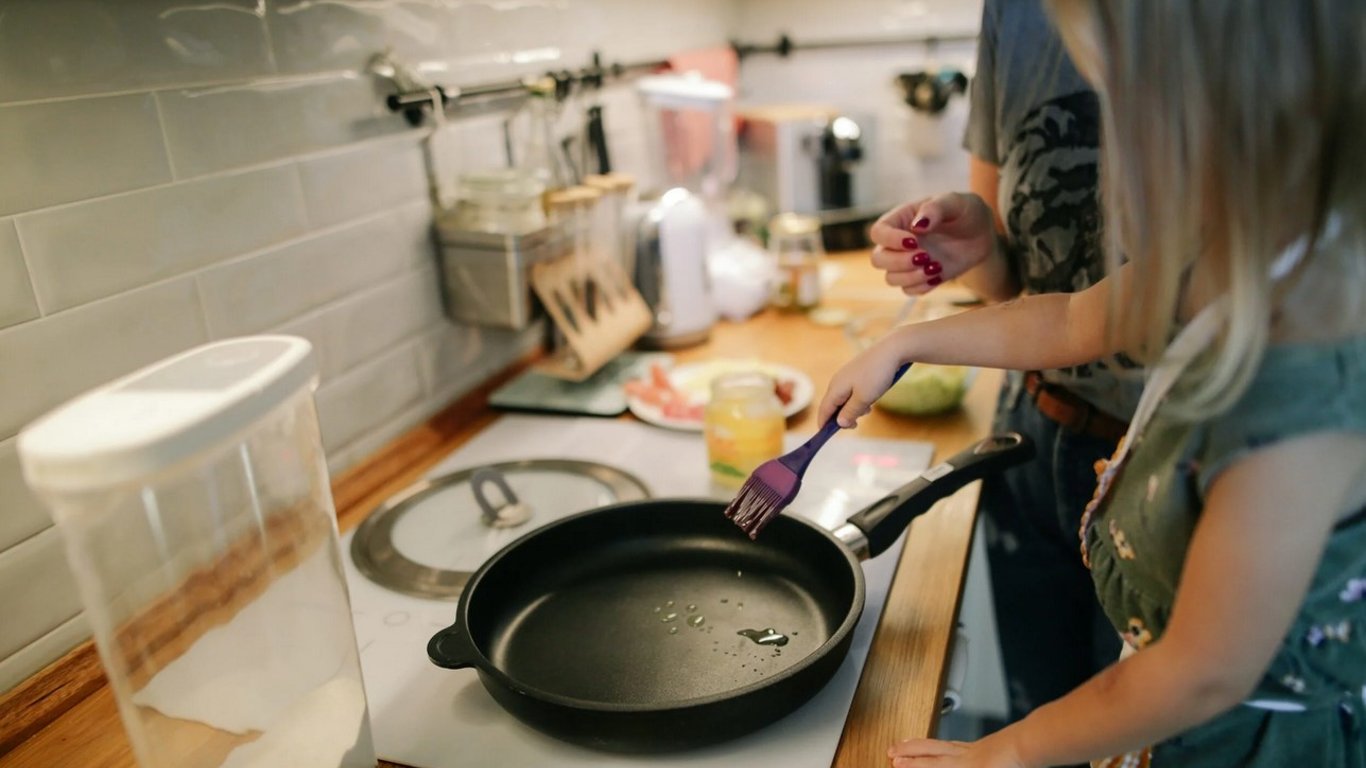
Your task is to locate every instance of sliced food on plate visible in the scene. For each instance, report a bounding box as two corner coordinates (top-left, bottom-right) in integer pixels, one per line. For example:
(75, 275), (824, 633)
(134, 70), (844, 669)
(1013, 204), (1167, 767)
(624, 359), (814, 430)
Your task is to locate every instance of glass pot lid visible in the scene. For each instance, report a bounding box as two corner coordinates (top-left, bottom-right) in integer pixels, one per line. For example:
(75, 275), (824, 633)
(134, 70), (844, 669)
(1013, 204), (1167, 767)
(350, 459), (650, 599)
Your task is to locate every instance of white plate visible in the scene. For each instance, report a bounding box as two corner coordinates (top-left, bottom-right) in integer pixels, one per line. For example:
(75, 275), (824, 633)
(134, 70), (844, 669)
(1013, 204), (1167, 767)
(626, 359), (815, 431)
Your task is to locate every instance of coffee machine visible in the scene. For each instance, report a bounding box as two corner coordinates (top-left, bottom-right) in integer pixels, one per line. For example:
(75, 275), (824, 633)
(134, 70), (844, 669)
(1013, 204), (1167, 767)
(736, 105), (877, 250)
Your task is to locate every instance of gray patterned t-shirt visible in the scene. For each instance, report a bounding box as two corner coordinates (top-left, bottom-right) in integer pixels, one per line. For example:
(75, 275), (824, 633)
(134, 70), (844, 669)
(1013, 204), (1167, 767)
(964, 0), (1141, 420)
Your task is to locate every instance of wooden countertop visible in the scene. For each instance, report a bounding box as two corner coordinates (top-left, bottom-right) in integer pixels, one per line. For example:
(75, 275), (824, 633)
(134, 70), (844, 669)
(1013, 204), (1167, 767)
(0, 251), (1001, 768)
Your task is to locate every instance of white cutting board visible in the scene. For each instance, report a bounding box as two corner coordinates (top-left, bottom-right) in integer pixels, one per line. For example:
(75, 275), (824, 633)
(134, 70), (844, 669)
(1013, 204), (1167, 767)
(342, 415), (933, 768)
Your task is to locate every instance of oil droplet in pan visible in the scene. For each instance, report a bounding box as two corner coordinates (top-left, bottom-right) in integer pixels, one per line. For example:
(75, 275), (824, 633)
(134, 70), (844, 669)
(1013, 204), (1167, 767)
(668, 627), (679, 635)
(661, 612), (679, 623)
(737, 628), (789, 647)
(688, 615), (705, 628)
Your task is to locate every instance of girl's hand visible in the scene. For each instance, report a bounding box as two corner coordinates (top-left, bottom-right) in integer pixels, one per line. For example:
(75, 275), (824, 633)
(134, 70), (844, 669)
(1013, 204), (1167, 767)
(869, 193), (1000, 295)
(817, 335), (908, 428)
(888, 735), (1026, 768)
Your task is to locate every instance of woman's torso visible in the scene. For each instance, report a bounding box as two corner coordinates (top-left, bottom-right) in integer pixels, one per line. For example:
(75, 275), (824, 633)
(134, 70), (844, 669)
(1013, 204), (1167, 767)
(1085, 334), (1366, 764)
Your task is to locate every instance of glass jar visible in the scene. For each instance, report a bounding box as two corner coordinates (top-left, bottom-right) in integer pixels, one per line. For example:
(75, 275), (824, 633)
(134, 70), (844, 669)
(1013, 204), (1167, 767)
(704, 371), (785, 488)
(768, 212), (824, 311)
(584, 173), (636, 273)
(452, 169), (546, 234)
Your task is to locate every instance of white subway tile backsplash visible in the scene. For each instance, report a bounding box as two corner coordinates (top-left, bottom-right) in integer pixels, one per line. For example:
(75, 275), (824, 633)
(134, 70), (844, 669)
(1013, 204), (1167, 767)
(157, 76), (413, 179)
(0, 437), (52, 553)
(0, 0), (274, 105)
(0, 220), (38, 329)
(0, 527), (83, 665)
(18, 166), (308, 313)
(314, 341), (424, 454)
(415, 322), (542, 406)
(0, 278), (208, 440)
(297, 137), (428, 228)
(268, 0), (453, 77)
(197, 209), (430, 339)
(391, 199), (441, 271)
(0, 94), (172, 217)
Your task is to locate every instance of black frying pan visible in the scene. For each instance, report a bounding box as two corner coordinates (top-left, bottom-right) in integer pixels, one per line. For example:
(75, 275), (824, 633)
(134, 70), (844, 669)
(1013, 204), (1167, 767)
(428, 433), (1033, 752)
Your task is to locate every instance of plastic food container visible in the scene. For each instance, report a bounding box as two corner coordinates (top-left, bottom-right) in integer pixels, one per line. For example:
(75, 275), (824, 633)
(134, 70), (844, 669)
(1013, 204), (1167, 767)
(17, 337), (376, 768)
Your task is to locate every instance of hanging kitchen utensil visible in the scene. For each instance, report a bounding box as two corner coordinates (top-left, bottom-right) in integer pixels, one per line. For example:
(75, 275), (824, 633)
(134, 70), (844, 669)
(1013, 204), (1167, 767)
(586, 104), (611, 174)
(428, 433), (1034, 751)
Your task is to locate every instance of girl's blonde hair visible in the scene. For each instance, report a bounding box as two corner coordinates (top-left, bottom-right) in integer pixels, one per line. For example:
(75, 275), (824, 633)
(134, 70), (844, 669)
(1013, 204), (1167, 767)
(1050, 0), (1366, 418)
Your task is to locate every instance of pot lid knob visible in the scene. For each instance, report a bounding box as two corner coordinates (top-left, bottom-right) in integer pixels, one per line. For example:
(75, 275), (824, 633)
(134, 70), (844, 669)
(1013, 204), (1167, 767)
(471, 467), (534, 529)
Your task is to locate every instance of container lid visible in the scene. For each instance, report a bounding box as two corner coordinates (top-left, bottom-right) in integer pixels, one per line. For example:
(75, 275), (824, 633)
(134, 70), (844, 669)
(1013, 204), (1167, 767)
(769, 211), (822, 236)
(18, 336), (318, 493)
(582, 173), (635, 194)
(544, 185), (601, 210)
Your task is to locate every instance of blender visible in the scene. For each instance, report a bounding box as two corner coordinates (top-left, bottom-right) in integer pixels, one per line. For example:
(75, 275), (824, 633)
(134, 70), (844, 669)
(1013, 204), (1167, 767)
(628, 73), (736, 347)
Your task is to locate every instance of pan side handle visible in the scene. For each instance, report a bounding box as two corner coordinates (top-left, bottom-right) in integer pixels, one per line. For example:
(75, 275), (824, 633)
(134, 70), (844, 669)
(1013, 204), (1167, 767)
(843, 433), (1035, 559)
(428, 620), (482, 670)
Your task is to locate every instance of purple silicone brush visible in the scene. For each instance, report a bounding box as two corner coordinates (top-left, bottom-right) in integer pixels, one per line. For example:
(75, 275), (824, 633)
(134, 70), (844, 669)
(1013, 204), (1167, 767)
(725, 364), (911, 539)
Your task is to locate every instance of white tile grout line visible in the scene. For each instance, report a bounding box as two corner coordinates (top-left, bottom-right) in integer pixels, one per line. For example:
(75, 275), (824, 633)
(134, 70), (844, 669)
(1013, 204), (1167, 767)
(8, 217), (47, 319)
(258, 0), (284, 79)
(0, 68), (358, 110)
(150, 92), (181, 183)
(288, 161), (314, 231)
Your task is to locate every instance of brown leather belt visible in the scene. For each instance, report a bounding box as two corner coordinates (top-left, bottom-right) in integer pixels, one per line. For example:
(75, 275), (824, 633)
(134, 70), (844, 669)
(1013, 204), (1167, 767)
(1023, 371), (1128, 444)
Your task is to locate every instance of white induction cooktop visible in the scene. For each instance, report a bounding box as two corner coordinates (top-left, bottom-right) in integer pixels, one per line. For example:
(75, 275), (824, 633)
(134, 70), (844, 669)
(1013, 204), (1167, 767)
(341, 415), (933, 768)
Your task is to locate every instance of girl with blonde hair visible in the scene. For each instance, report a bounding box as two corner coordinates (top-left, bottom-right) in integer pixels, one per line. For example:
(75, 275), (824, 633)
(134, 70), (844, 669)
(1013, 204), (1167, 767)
(819, 0), (1366, 764)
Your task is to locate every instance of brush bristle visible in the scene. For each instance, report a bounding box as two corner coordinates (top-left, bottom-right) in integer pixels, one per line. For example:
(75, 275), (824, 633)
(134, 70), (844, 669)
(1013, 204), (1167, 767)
(723, 460), (800, 539)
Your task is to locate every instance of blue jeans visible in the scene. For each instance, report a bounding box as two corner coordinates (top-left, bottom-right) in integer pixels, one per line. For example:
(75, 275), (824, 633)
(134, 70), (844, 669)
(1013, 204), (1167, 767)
(979, 372), (1123, 721)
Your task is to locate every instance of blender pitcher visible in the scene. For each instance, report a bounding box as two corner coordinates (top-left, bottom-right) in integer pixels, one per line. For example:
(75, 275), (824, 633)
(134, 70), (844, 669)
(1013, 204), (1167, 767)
(628, 73), (738, 347)
(17, 337), (376, 768)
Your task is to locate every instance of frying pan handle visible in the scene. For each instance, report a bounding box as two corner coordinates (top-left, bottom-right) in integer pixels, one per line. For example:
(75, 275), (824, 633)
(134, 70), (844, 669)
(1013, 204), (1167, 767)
(845, 433), (1035, 558)
(428, 619), (482, 671)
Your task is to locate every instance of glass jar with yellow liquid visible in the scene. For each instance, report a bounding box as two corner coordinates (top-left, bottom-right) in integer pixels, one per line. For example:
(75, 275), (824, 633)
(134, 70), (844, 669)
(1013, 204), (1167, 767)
(704, 372), (785, 488)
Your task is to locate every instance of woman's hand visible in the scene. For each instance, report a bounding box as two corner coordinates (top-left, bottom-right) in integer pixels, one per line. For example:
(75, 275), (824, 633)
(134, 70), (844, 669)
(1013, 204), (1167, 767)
(817, 333), (909, 428)
(888, 735), (1027, 768)
(869, 193), (1001, 295)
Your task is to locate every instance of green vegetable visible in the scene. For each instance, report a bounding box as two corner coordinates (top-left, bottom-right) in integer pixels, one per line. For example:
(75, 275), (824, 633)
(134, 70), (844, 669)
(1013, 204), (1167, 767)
(876, 365), (970, 416)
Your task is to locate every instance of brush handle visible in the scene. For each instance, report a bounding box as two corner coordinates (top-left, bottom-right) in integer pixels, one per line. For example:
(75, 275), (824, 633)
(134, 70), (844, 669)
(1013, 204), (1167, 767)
(779, 363), (912, 476)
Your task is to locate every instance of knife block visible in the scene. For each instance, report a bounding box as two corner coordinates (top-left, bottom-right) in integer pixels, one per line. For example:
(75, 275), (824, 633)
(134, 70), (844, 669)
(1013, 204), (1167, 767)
(530, 252), (652, 381)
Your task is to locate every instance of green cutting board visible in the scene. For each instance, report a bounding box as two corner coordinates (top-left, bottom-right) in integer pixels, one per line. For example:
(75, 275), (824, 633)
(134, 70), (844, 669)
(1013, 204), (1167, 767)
(488, 352), (672, 417)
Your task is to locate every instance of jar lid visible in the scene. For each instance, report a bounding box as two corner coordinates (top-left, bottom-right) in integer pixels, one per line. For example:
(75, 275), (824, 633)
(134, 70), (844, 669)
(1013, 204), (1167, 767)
(18, 336), (317, 493)
(583, 173), (635, 194)
(545, 185), (602, 209)
(769, 212), (821, 236)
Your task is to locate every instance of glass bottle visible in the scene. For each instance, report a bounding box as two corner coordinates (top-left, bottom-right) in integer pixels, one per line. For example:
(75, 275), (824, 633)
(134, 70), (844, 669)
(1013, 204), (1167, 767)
(768, 212), (825, 311)
(704, 371), (785, 489)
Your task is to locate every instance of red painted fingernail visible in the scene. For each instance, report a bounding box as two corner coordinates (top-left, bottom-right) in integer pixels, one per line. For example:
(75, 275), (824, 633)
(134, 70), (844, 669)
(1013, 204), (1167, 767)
(901, 236), (918, 249)
(924, 261), (943, 276)
(913, 217), (930, 230)
(911, 252), (930, 267)
(927, 276), (943, 286)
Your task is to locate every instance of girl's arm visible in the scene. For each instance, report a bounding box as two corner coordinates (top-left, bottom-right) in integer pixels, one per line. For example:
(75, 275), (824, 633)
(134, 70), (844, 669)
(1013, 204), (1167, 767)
(891, 431), (1366, 768)
(818, 263), (1125, 428)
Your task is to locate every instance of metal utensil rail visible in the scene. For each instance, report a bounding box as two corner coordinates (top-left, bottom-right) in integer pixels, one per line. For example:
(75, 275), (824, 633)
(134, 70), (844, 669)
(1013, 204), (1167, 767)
(377, 31), (977, 126)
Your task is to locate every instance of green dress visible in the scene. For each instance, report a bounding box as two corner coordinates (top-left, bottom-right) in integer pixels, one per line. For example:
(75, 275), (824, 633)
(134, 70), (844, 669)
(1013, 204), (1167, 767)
(1083, 335), (1366, 766)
